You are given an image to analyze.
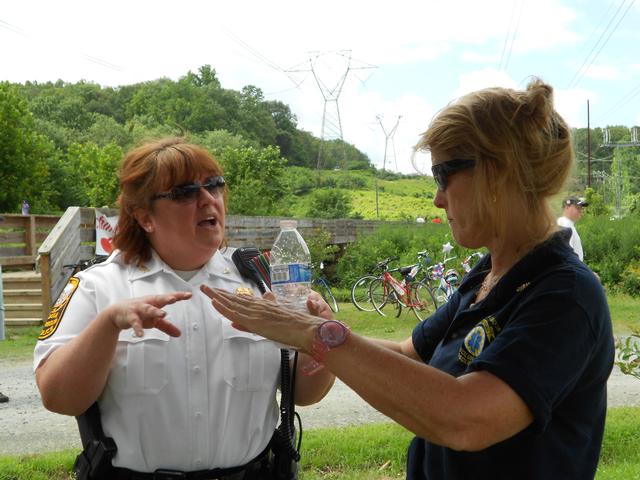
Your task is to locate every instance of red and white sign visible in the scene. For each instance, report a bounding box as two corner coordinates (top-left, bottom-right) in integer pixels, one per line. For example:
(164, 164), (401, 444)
(95, 209), (118, 256)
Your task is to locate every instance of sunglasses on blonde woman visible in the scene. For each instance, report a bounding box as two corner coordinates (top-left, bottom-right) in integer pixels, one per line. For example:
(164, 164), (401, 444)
(431, 159), (476, 191)
(152, 176), (226, 202)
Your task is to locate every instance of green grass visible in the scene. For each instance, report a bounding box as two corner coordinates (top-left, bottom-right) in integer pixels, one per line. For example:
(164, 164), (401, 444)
(287, 170), (442, 221)
(2, 293), (640, 362)
(605, 293), (640, 335)
(0, 326), (41, 362)
(0, 449), (76, 480)
(1, 409), (639, 479)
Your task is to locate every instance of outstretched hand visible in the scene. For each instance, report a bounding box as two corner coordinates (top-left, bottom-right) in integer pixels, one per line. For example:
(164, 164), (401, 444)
(106, 291), (192, 337)
(307, 290), (334, 320)
(200, 285), (320, 352)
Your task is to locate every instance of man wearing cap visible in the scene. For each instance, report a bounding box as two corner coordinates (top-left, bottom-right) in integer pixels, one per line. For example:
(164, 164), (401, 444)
(557, 196), (589, 261)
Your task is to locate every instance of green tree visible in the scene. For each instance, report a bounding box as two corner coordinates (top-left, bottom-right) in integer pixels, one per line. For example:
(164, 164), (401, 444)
(59, 142), (123, 208)
(306, 189), (353, 219)
(218, 145), (289, 216)
(0, 82), (56, 212)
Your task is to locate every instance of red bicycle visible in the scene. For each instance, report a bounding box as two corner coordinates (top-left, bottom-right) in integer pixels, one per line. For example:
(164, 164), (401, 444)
(368, 260), (438, 321)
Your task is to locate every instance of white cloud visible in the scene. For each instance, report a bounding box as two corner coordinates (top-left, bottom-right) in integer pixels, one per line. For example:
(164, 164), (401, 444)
(554, 87), (595, 128)
(453, 69), (518, 99)
(583, 64), (619, 80)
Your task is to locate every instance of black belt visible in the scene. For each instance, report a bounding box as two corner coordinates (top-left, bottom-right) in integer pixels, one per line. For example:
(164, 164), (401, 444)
(112, 446), (271, 480)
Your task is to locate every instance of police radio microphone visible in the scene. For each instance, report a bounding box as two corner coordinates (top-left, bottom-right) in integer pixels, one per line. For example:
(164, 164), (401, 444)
(231, 246), (269, 294)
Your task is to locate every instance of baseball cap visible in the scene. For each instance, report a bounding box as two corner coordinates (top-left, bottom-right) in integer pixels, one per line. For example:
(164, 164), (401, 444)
(563, 196), (589, 207)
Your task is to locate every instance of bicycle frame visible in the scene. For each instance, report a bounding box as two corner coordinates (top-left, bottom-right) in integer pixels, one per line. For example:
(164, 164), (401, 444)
(369, 267), (437, 322)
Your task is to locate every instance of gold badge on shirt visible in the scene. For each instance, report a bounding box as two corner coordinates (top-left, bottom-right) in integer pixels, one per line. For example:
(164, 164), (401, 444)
(38, 277), (80, 340)
(235, 287), (254, 297)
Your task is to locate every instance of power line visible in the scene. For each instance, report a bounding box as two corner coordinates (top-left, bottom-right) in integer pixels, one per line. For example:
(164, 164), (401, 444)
(0, 18), (26, 36)
(498, 0), (523, 72)
(1, 17), (122, 72)
(595, 80), (640, 124)
(566, 0), (635, 89)
(220, 27), (307, 92)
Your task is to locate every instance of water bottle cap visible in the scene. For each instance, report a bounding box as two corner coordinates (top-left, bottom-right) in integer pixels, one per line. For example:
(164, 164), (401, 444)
(280, 220), (298, 230)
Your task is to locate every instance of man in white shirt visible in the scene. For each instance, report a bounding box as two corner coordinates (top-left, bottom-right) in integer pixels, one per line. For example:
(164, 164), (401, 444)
(557, 196), (589, 261)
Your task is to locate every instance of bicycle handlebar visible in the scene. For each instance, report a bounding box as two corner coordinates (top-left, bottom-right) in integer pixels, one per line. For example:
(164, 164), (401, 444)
(370, 256), (400, 273)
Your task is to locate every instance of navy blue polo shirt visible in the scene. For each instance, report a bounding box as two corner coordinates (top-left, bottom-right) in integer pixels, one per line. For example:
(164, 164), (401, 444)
(408, 232), (614, 480)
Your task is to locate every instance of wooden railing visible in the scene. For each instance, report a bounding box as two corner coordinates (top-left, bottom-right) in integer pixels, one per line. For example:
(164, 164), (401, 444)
(0, 214), (60, 268)
(30, 207), (409, 319)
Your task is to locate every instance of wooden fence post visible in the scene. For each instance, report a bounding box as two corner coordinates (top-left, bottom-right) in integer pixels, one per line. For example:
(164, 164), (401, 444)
(26, 215), (36, 257)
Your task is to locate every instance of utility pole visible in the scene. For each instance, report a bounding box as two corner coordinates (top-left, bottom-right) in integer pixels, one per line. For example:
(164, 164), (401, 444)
(376, 114), (401, 172)
(587, 100), (591, 188)
(375, 177), (379, 220)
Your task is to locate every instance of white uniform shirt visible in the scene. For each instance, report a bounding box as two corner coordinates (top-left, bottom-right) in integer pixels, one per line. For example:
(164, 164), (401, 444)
(34, 248), (280, 472)
(557, 215), (584, 261)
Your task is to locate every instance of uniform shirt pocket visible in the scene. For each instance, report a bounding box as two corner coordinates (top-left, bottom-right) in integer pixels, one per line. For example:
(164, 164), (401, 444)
(221, 321), (278, 392)
(110, 329), (171, 395)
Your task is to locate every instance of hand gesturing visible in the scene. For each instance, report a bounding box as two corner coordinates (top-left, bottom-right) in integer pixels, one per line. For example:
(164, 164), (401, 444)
(107, 292), (192, 337)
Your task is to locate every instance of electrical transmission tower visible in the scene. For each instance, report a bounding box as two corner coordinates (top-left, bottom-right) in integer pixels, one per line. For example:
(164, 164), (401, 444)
(601, 126), (640, 217)
(376, 114), (402, 171)
(288, 50), (376, 169)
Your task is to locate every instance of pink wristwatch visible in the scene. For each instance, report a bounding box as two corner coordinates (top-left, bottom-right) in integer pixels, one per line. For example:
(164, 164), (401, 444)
(311, 320), (350, 363)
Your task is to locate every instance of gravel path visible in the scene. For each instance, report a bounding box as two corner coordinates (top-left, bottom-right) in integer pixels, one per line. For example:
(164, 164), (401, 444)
(1, 359), (639, 456)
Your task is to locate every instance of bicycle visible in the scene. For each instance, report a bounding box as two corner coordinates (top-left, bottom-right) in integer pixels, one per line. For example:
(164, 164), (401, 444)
(461, 251), (485, 275)
(368, 257), (438, 322)
(427, 256), (460, 306)
(312, 261), (339, 313)
(350, 256), (399, 312)
(63, 255), (109, 275)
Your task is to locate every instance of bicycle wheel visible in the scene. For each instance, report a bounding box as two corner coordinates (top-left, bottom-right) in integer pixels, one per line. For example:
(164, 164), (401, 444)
(410, 281), (438, 322)
(432, 286), (449, 307)
(369, 278), (402, 317)
(317, 280), (339, 313)
(351, 275), (378, 311)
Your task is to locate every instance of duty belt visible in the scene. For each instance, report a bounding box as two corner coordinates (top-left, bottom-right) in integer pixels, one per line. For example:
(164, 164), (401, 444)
(111, 446), (270, 480)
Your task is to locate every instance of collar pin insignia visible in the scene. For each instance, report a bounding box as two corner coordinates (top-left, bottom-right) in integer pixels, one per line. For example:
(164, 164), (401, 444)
(516, 282), (530, 292)
(139, 264), (149, 272)
(223, 268), (231, 274)
(235, 287), (254, 296)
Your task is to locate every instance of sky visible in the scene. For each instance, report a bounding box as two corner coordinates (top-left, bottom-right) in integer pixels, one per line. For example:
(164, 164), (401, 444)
(2, 0), (640, 174)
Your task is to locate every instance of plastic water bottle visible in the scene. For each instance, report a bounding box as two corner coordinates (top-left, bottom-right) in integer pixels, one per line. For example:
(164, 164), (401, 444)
(270, 220), (312, 312)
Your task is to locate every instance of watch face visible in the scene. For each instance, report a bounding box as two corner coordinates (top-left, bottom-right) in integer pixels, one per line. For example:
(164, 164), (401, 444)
(318, 320), (348, 347)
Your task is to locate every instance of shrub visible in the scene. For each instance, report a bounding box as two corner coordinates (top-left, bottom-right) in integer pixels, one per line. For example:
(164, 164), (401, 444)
(335, 222), (479, 289)
(619, 262), (640, 296)
(580, 215), (640, 287)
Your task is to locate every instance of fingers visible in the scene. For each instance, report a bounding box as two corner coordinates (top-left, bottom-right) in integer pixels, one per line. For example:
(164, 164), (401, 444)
(262, 291), (276, 302)
(154, 317), (182, 337)
(307, 292), (333, 320)
(150, 291), (192, 308)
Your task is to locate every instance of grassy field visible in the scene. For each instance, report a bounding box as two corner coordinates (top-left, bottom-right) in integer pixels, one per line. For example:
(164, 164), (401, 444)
(1, 296), (639, 479)
(287, 170), (442, 221)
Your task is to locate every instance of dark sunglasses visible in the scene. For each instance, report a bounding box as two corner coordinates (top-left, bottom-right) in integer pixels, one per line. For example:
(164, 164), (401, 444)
(431, 159), (476, 191)
(152, 176), (226, 202)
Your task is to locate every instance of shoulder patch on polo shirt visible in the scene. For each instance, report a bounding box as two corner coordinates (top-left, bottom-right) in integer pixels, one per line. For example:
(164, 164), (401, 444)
(38, 277), (80, 340)
(458, 315), (502, 365)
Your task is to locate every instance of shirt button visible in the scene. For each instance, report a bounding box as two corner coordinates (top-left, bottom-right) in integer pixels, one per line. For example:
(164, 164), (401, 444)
(195, 459), (202, 466)
(192, 323), (199, 331)
(195, 412), (202, 418)
(193, 365), (201, 373)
